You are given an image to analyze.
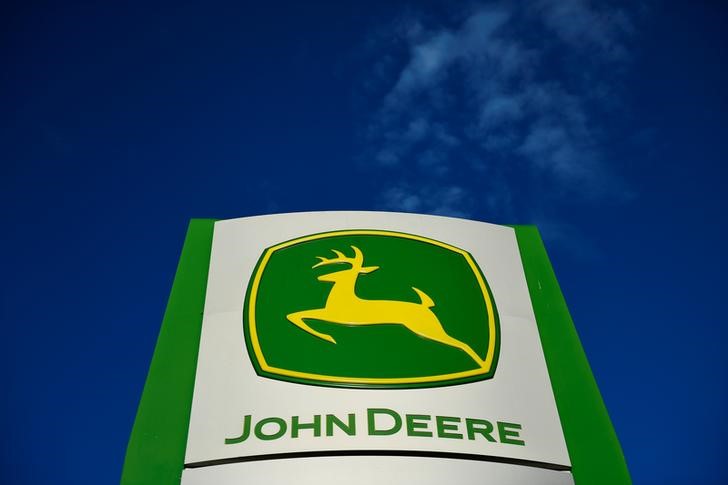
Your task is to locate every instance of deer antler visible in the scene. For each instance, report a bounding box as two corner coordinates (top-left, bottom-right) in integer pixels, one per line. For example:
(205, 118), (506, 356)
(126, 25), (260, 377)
(312, 246), (364, 269)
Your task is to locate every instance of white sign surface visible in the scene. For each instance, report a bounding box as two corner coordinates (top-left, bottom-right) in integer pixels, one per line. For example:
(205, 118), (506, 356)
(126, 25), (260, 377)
(182, 456), (575, 485)
(185, 212), (570, 471)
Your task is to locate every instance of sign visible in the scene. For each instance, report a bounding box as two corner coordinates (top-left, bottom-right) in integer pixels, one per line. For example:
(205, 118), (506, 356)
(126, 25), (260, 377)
(121, 212), (631, 485)
(245, 230), (499, 388)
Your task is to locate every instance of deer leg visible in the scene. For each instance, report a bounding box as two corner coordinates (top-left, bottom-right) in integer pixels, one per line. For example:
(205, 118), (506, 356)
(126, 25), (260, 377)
(452, 339), (487, 369)
(438, 334), (486, 369)
(286, 310), (337, 344)
(409, 323), (486, 369)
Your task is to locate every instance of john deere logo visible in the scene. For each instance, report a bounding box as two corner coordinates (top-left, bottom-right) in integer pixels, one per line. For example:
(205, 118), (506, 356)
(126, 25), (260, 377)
(244, 230), (499, 389)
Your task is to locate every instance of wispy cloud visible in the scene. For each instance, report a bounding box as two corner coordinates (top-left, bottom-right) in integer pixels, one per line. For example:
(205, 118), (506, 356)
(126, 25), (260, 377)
(359, 0), (638, 219)
(533, 0), (634, 60)
(379, 183), (474, 218)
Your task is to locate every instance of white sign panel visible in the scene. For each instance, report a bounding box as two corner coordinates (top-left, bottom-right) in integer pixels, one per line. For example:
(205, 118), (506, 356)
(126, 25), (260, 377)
(183, 456), (574, 485)
(184, 212), (570, 479)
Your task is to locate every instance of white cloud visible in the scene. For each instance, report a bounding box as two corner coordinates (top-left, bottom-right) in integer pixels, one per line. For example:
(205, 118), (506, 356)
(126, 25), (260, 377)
(360, 1), (637, 218)
(478, 94), (525, 129)
(402, 117), (429, 143)
(389, 32), (457, 101)
(380, 186), (423, 213)
(533, 0), (634, 60)
(379, 183), (473, 219)
(385, 7), (512, 108)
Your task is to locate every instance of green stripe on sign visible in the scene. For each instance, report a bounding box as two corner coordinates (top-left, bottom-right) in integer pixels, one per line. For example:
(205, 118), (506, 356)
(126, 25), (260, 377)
(121, 219), (216, 485)
(512, 225), (631, 484)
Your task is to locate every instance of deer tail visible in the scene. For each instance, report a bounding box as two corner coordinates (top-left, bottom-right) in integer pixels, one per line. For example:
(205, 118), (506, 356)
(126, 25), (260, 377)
(412, 287), (435, 308)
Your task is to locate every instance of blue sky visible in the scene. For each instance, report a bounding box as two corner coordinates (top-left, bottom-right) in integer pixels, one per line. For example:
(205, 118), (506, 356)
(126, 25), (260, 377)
(2, 1), (726, 483)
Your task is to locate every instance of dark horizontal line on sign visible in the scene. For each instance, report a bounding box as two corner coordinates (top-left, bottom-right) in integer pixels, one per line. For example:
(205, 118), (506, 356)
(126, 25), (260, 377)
(184, 450), (571, 472)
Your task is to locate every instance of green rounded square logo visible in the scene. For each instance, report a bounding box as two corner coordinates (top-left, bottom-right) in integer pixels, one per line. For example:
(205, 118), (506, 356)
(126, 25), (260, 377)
(244, 230), (500, 389)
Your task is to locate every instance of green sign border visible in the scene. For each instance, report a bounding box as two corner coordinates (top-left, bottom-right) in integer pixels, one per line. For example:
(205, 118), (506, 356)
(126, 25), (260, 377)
(120, 219), (630, 485)
(510, 225), (631, 484)
(120, 219), (216, 485)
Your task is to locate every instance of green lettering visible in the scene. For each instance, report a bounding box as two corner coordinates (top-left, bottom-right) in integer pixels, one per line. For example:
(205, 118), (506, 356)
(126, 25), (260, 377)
(254, 417), (287, 441)
(367, 408), (402, 436)
(291, 415), (321, 438)
(436, 415), (463, 439)
(497, 421), (525, 446)
(466, 418), (496, 442)
(224, 415), (251, 444)
(406, 414), (432, 437)
(326, 413), (356, 436)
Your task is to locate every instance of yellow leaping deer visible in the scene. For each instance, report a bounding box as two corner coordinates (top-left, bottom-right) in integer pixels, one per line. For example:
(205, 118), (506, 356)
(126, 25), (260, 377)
(286, 246), (486, 369)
